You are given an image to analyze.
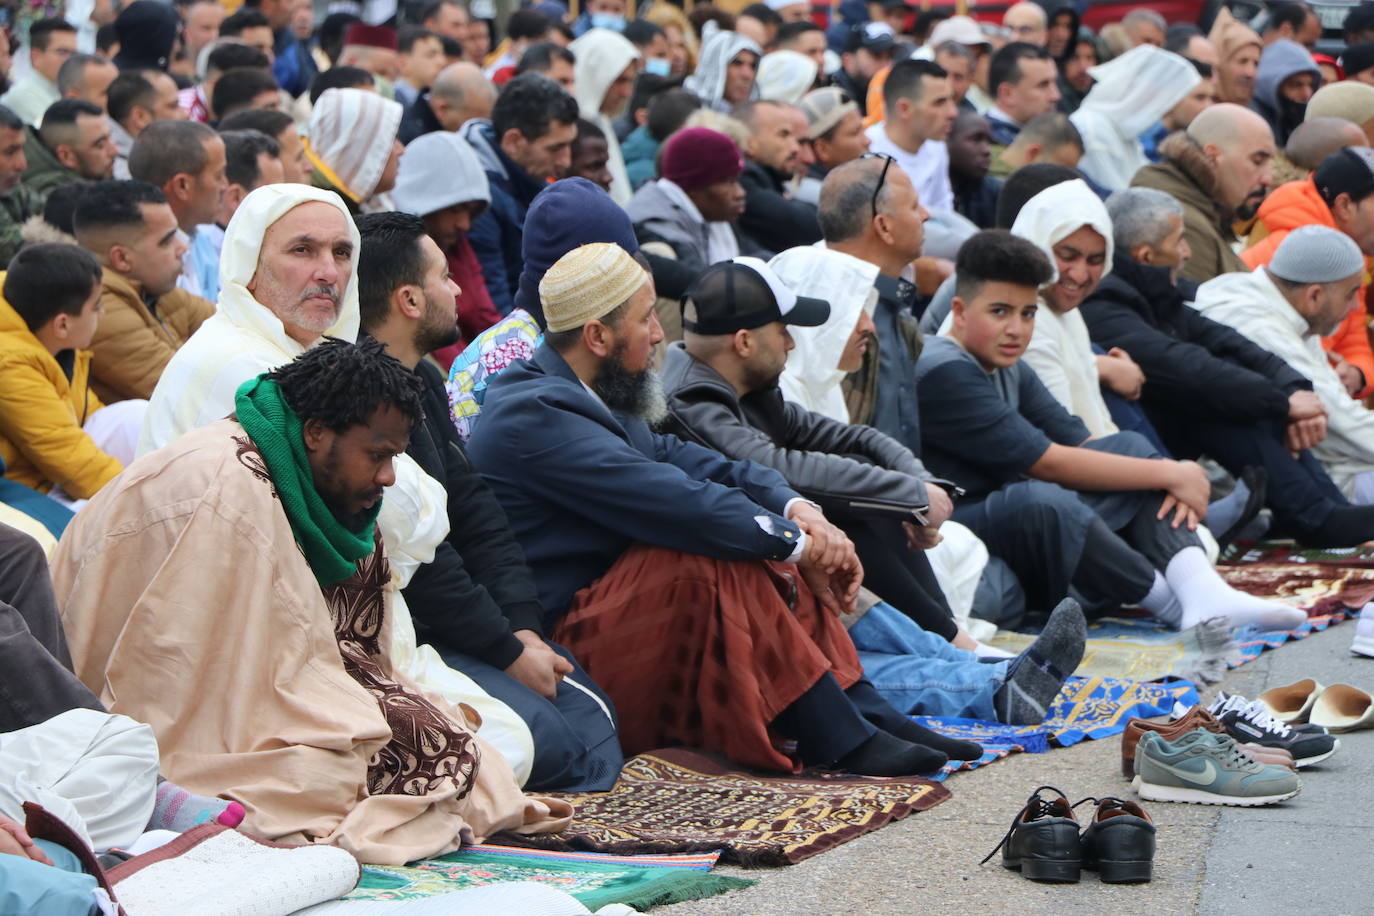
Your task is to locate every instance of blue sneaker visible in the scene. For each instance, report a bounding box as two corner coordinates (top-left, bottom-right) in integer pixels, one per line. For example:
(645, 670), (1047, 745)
(1133, 729), (1301, 807)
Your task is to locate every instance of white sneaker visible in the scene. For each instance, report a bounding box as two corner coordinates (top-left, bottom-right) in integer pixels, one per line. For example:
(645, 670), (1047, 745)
(1351, 603), (1374, 658)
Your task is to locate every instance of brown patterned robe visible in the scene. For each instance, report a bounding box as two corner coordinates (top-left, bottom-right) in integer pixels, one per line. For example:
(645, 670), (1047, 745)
(324, 542), (480, 799)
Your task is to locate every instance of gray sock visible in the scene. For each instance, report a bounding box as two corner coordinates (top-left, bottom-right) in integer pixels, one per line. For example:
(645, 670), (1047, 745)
(995, 598), (1086, 726)
(1205, 478), (1251, 537)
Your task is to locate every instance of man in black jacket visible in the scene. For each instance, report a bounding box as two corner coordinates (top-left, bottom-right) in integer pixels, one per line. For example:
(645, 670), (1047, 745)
(734, 99), (822, 255)
(661, 257), (1086, 727)
(1082, 187), (1350, 545)
(355, 211), (622, 793)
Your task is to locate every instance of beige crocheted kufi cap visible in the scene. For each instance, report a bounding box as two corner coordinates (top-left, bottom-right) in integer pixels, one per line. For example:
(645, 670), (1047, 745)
(540, 242), (648, 333)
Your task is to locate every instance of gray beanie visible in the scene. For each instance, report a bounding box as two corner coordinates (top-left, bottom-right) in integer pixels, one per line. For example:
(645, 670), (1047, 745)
(1268, 225), (1365, 284)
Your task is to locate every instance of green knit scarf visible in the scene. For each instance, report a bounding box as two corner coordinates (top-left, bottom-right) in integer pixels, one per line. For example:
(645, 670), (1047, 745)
(234, 375), (380, 586)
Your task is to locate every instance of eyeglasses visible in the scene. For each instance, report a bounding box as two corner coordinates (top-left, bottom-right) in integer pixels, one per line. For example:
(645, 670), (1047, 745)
(860, 152), (896, 217)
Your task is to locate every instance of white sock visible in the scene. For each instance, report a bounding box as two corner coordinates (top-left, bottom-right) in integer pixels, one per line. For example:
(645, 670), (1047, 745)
(974, 640), (1015, 659)
(1164, 546), (1308, 631)
(1139, 570), (1183, 628)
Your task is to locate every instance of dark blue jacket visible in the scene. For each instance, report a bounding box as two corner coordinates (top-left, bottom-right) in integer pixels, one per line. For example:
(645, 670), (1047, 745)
(272, 30), (317, 99)
(987, 111), (1021, 147)
(462, 120), (549, 316)
(467, 344), (805, 623)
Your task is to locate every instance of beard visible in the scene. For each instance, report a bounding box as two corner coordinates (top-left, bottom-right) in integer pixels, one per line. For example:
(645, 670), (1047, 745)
(592, 344), (668, 427)
(415, 297), (462, 356)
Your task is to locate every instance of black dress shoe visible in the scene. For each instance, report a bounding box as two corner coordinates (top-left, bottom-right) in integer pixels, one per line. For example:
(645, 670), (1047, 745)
(1078, 796), (1156, 883)
(980, 786), (1082, 882)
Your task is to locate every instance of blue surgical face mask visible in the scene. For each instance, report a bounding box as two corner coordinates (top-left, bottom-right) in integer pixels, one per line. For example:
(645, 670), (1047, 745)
(589, 13), (626, 32)
(644, 57), (671, 76)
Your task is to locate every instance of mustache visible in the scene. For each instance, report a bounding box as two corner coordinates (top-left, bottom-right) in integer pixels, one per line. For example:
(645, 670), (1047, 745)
(300, 285), (340, 305)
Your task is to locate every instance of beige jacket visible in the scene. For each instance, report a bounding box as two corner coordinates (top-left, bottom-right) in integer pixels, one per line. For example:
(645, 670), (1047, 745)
(52, 420), (572, 865)
(90, 269), (214, 402)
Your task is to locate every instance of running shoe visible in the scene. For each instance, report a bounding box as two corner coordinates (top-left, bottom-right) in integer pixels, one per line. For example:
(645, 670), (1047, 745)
(1208, 692), (1340, 768)
(1134, 729), (1301, 807)
(1352, 602), (1374, 658)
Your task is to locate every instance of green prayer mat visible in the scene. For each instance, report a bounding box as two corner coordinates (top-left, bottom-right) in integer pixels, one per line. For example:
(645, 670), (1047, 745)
(334, 844), (753, 912)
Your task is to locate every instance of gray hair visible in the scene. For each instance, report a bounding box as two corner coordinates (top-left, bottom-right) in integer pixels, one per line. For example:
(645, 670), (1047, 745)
(818, 157), (891, 242)
(1106, 187), (1184, 253)
(1123, 8), (1167, 33)
(934, 40), (975, 64)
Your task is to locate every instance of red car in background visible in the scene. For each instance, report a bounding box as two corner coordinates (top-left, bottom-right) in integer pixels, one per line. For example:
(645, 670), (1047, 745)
(949, 1), (1208, 31)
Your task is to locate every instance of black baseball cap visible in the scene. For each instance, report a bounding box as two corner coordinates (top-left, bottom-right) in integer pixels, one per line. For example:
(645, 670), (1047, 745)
(682, 257), (831, 335)
(844, 21), (898, 55)
(1314, 145), (1374, 207)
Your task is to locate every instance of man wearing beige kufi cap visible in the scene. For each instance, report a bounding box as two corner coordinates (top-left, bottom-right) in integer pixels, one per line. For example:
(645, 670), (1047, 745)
(468, 241), (971, 779)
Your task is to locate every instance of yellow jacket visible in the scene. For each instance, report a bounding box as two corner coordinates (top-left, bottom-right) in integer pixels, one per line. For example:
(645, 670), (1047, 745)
(0, 290), (121, 497)
(90, 269), (214, 403)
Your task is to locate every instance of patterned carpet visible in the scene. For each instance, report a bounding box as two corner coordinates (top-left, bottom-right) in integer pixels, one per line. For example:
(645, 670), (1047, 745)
(920, 675), (1201, 780)
(319, 845), (753, 912)
(493, 748), (950, 867)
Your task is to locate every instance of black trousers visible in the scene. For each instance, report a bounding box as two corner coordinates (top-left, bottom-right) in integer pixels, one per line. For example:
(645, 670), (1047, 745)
(954, 433), (1199, 615)
(1149, 411), (1347, 538)
(0, 524), (102, 732)
(840, 517), (958, 640)
(772, 675), (917, 765)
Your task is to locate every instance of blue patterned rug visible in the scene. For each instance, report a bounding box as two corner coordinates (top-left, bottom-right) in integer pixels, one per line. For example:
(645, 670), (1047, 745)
(919, 675), (1200, 781)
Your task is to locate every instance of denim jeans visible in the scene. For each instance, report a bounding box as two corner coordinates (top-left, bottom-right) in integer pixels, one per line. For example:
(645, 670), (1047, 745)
(850, 601), (1010, 720)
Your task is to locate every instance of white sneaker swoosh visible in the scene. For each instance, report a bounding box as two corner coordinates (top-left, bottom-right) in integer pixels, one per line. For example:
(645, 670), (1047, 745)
(1159, 757), (1220, 787)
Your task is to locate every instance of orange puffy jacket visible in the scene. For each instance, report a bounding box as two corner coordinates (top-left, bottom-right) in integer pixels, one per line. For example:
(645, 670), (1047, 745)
(1242, 177), (1374, 398)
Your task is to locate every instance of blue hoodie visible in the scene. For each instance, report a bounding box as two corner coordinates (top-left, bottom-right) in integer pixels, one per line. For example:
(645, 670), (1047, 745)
(461, 120), (551, 315)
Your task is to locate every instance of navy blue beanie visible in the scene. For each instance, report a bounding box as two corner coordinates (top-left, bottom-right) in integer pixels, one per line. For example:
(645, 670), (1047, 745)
(514, 177), (639, 329)
(113, 0), (182, 71)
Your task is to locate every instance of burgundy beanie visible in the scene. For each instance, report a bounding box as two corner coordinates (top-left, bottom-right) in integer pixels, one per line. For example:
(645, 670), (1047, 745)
(661, 128), (745, 191)
(344, 24), (399, 51)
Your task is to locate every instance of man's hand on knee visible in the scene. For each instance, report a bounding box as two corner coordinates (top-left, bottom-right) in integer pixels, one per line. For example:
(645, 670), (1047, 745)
(505, 630), (574, 699)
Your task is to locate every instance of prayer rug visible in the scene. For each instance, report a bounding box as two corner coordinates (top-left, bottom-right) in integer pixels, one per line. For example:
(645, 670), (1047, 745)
(494, 748), (950, 867)
(985, 541), (1373, 684)
(918, 675), (1200, 781)
(319, 844), (752, 912)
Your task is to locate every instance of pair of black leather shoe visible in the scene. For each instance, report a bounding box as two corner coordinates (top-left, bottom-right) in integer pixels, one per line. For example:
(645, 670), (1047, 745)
(980, 786), (1156, 883)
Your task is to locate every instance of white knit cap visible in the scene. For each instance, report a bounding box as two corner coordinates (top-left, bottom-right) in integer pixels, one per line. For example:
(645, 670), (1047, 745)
(307, 88), (403, 202)
(1268, 225), (1365, 284)
(540, 242), (648, 332)
(392, 131), (490, 218)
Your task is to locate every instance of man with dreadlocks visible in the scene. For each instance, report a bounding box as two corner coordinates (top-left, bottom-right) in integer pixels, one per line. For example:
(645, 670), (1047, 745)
(51, 338), (572, 865)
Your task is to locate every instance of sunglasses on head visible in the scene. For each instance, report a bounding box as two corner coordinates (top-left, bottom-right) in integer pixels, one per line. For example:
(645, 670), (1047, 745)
(860, 152), (897, 217)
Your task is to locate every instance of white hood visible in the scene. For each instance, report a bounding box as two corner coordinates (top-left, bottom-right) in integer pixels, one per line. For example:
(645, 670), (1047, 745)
(1070, 45), (1200, 191)
(770, 244), (879, 422)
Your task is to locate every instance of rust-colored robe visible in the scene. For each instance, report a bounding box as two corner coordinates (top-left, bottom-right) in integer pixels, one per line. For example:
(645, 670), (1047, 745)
(51, 419), (571, 865)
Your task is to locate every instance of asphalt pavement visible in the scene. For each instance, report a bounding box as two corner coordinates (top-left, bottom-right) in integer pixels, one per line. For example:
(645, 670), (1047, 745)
(658, 622), (1373, 916)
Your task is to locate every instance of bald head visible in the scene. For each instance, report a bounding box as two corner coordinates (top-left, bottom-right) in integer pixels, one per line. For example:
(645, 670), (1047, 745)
(1188, 102), (1271, 148)
(1004, 2), (1047, 45)
(1187, 103), (1276, 215)
(1286, 117), (1369, 172)
(430, 62), (498, 128)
